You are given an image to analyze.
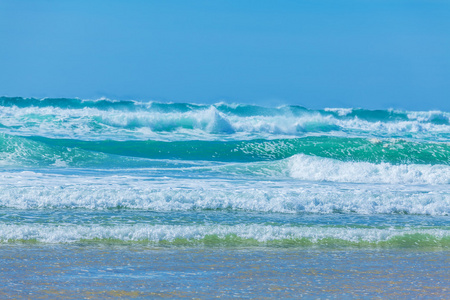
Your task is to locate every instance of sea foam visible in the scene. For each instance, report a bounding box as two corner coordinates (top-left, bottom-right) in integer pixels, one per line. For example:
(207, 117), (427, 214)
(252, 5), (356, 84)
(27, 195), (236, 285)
(287, 154), (450, 185)
(1, 223), (448, 247)
(1, 171), (448, 215)
(1, 97), (450, 141)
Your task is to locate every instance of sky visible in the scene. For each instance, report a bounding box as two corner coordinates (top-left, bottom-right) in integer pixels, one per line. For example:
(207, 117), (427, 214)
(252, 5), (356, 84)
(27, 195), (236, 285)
(1, 0), (449, 110)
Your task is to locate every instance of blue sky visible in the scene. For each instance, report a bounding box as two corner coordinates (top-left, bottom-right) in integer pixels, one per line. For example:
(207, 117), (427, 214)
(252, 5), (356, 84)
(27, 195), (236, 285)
(1, 0), (449, 110)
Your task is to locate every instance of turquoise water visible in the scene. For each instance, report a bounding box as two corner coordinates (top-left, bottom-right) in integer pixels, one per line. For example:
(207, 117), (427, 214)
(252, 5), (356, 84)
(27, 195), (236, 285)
(0, 97), (449, 297)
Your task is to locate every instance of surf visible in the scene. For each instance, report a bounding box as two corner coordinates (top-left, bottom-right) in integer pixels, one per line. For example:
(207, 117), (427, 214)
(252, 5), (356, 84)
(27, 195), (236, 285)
(1, 96), (449, 141)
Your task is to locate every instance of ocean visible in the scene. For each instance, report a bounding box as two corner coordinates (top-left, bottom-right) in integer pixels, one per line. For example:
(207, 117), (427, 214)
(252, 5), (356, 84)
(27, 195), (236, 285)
(0, 96), (449, 298)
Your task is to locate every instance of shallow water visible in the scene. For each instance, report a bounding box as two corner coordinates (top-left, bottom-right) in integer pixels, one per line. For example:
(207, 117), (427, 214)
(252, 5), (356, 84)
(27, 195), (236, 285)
(1, 246), (448, 299)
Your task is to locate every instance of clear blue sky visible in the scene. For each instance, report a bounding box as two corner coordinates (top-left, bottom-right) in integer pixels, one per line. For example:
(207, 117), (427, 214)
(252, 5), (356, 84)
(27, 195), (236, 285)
(1, 0), (449, 110)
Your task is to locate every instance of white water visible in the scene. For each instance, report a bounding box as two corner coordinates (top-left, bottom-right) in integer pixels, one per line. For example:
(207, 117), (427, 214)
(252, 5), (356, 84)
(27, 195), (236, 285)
(1, 104), (449, 141)
(1, 171), (448, 215)
(287, 154), (450, 185)
(1, 223), (448, 244)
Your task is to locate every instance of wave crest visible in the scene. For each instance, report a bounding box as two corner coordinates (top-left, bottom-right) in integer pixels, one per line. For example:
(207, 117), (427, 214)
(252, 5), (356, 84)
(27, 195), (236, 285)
(1, 223), (448, 248)
(1, 97), (449, 141)
(287, 154), (450, 185)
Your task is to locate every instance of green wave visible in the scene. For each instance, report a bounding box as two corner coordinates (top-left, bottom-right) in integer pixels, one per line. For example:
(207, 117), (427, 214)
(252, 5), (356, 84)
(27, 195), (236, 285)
(1, 133), (449, 166)
(5, 233), (449, 249)
(24, 135), (450, 165)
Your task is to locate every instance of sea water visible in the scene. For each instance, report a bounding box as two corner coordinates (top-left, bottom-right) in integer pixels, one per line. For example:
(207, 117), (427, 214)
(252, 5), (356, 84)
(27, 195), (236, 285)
(0, 97), (449, 298)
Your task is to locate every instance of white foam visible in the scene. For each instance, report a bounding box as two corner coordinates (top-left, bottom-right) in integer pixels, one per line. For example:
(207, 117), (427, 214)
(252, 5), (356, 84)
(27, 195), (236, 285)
(334, 118), (450, 136)
(0, 171), (448, 215)
(407, 110), (450, 123)
(0, 223), (447, 244)
(2, 104), (449, 141)
(324, 108), (353, 116)
(287, 154), (450, 185)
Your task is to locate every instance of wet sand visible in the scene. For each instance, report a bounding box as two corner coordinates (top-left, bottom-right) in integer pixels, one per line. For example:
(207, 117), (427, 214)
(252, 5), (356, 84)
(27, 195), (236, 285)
(1, 245), (448, 299)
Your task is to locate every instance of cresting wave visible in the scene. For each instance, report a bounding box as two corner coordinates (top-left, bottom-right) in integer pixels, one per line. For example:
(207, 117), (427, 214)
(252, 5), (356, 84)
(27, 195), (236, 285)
(2, 97), (449, 124)
(0, 223), (448, 248)
(1, 96), (450, 141)
(286, 154), (450, 185)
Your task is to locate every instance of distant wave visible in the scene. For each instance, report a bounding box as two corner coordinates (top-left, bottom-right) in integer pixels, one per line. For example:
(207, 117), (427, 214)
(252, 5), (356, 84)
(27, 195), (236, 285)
(2, 97), (449, 124)
(1, 97), (449, 141)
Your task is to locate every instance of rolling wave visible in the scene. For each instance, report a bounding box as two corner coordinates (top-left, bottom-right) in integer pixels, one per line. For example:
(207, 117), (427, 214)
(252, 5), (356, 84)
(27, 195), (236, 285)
(1, 97), (449, 141)
(1, 133), (449, 167)
(1, 223), (448, 248)
(286, 154), (450, 185)
(1, 171), (448, 214)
